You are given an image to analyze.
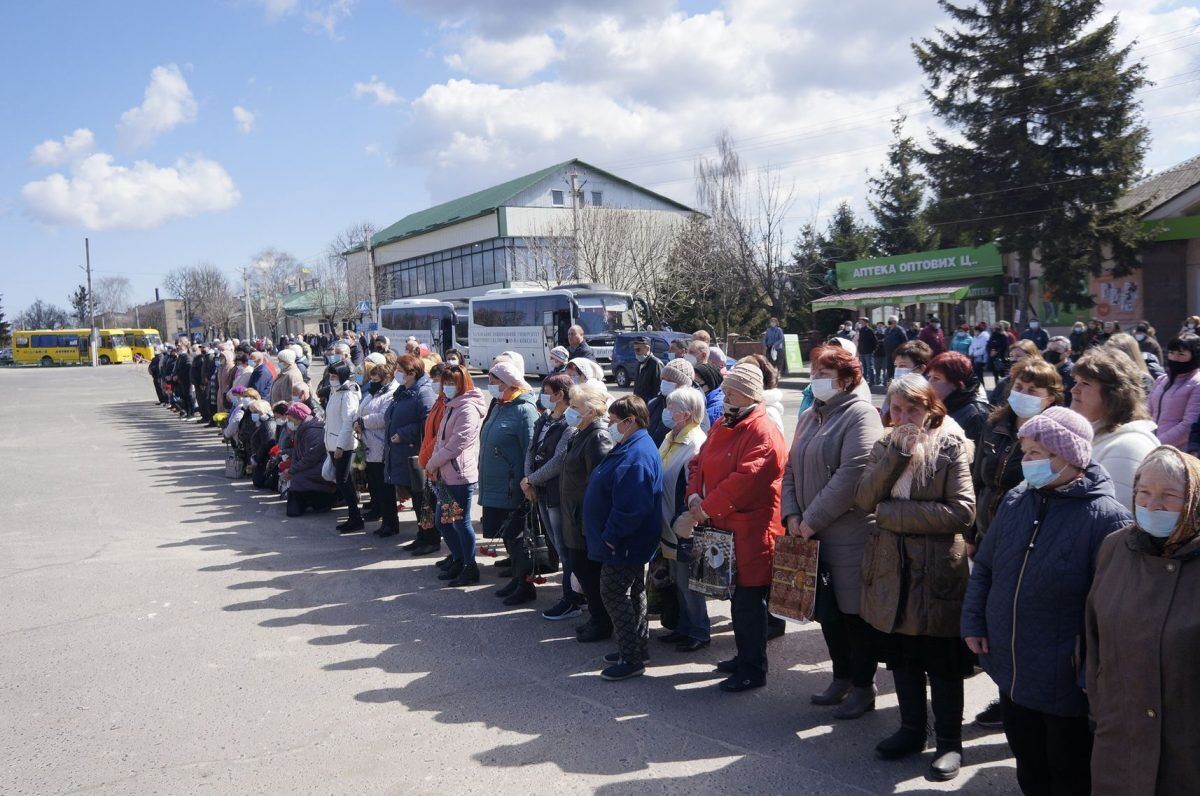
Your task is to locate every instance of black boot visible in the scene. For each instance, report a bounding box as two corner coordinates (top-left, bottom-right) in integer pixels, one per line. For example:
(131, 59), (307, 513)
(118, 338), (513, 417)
(448, 562), (480, 587)
(336, 517), (365, 534)
(435, 555), (454, 570)
(502, 580), (536, 606)
(495, 577), (521, 598)
(833, 685), (877, 719)
(810, 678), (852, 706)
(438, 560), (464, 581)
(875, 726), (928, 760)
(928, 741), (962, 782)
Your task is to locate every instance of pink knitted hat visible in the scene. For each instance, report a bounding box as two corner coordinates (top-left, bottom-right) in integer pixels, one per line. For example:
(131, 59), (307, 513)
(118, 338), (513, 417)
(286, 402), (312, 422)
(1017, 406), (1093, 470)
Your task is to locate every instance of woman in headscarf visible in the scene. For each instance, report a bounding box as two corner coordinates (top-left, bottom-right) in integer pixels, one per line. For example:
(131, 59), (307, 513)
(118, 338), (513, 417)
(325, 361), (363, 534)
(692, 363), (725, 428)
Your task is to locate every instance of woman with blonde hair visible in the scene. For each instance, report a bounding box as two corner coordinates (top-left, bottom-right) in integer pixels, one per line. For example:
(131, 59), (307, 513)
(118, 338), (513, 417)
(989, 339), (1042, 406)
(1106, 331), (1160, 391)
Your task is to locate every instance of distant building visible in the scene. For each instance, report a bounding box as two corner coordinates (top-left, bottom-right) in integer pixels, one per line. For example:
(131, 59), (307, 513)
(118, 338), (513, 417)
(128, 298), (188, 337)
(346, 158), (696, 313)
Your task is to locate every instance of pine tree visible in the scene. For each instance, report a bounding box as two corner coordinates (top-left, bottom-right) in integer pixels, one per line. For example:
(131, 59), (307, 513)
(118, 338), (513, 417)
(868, 116), (938, 256)
(915, 0), (1149, 315)
(0, 294), (10, 346)
(69, 285), (90, 326)
(821, 202), (876, 279)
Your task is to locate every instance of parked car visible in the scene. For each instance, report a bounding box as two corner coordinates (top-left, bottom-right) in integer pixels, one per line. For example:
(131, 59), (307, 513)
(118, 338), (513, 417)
(610, 331), (692, 388)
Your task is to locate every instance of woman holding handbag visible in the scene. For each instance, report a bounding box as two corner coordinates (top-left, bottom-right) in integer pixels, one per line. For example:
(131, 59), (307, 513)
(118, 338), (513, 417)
(854, 374), (976, 781)
(680, 362), (788, 692)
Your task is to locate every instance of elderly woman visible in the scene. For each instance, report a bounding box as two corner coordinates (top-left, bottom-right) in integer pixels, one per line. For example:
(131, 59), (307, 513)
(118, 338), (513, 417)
(963, 407), (1132, 796)
(1087, 446), (1200, 795)
(693, 363), (725, 427)
(246, 399), (277, 488)
(566, 357), (606, 389)
(385, 354), (437, 542)
(480, 362), (539, 604)
(548, 346), (570, 375)
(290, 382), (324, 422)
(854, 375), (976, 780)
(325, 361), (363, 534)
(358, 353), (400, 536)
(1070, 348), (1158, 510)
(1149, 333), (1200, 448)
(283, 403), (337, 516)
(654, 386), (709, 652)
(682, 362), (787, 692)
(583, 396), (663, 681)
(783, 345), (884, 715)
(270, 348), (306, 406)
(647, 358), (696, 443)
(427, 364), (486, 585)
(560, 382), (615, 642)
(522, 373), (581, 620)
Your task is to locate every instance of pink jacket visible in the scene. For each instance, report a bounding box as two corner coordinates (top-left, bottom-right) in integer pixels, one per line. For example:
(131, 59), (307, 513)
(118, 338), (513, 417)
(1149, 371), (1200, 448)
(427, 389), (486, 485)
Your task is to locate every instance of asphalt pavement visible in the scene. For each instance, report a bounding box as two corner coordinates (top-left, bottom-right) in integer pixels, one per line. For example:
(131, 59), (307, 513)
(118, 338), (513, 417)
(0, 364), (1017, 795)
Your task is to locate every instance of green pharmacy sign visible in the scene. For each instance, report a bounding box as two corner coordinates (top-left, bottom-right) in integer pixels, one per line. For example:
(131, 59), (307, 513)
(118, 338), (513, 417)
(836, 245), (1004, 290)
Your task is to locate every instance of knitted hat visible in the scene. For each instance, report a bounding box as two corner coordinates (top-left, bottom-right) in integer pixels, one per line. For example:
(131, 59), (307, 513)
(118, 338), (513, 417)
(489, 362), (531, 390)
(278, 349), (296, 365)
(694, 363), (724, 391)
(569, 358), (605, 383)
(366, 352), (386, 366)
(661, 358), (694, 386)
(549, 346), (570, 364)
(1017, 406), (1094, 470)
(286, 402), (312, 422)
(723, 361), (764, 402)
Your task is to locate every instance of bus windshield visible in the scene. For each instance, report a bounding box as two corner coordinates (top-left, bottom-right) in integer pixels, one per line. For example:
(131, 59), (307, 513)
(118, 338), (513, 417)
(103, 334), (127, 348)
(574, 295), (637, 335)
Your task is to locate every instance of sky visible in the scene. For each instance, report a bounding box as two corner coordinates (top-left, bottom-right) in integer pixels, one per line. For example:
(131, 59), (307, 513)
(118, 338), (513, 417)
(3, 0), (1200, 317)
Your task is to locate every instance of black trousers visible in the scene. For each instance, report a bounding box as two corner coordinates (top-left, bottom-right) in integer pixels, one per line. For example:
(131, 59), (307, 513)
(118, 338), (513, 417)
(892, 665), (964, 744)
(287, 489), (336, 516)
(178, 382), (195, 415)
(568, 547), (611, 632)
(196, 386), (210, 422)
(1000, 694), (1093, 796)
(153, 379), (166, 404)
(364, 462), (398, 530)
(601, 563), (648, 664)
(819, 607), (878, 688)
(333, 452), (361, 521)
(731, 585), (770, 681)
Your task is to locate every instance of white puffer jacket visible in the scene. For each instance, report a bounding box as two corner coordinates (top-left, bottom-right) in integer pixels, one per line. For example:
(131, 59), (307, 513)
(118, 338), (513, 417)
(1091, 418), (1159, 511)
(357, 380), (398, 463)
(324, 382), (361, 453)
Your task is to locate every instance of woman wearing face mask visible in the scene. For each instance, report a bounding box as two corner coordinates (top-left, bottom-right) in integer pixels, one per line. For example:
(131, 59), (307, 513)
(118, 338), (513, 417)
(1069, 348), (1158, 511)
(1086, 446), (1200, 796)
(782, 345), (884, 712)
(565, 357), (606, 391)
(1181, 315), (1200, 336)
(989, 339), (1042, 406)
(655, 386), (709, 652)
(425, 365), (485, 582)
(284, 403), (338, 516)
(384, 354), (437, 545)
(324, 361), (363, 534)
(646, 359), (696, 444)
(924, 352), (989, 445)
(357, 353), (401, 536)
(443, 348), (464, 369)
(1068, 322), (1089, 359)
(854, 375), (976, 780)
(679, 362), (788, 692)
(582, 396), (664, 681)
(547, 346), (570, 375)
(215, 343), (236, 414)
(235, 389), (263, 458)
(520, 373), (581, 618)
(693, 363), (725, 428)
(559, 381), (615, 642)
(962, 407), (1132, 796)
(247, 400), (279, 489)
(1148, 334), (1200, 449)
(478, 363), (540, 602)
(1105, 332), (1161, 394)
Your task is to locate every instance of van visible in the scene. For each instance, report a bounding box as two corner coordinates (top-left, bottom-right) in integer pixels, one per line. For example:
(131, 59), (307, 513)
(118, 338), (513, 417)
(610, 331), (693, 388)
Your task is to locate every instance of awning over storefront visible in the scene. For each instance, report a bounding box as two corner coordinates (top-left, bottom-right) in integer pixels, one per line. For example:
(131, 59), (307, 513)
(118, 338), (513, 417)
(811, 276), (1003, 311)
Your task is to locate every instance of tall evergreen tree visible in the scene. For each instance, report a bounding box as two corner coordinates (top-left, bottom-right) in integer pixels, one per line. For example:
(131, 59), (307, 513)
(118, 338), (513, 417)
(69, 285), (90, 327)
(0, 294), (10, 347)
(915, 0), (1149, 316)
(821, 202), (876, 280)
(868, 116), (938, 256)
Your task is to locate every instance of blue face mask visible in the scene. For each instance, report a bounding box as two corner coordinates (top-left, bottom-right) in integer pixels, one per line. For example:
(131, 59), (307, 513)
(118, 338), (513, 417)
(660, 380), (676, 396)
(635, 353), (648, 362)
(1136, 506), (1181, 538)
(442, 385), (458, 400)
(1022, 457), (1067, 488)
(564, 407), (582, 427)
(662, 408), (677, 429)
(1007, 389), (1044, 419)
(539, 393), (554, 411)
(488, 384), (503, 399)
(325, 354), (339, 365)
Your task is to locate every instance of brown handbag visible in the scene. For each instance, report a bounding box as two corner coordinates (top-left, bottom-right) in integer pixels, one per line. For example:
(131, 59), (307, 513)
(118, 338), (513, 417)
(769, 536), (821, 622)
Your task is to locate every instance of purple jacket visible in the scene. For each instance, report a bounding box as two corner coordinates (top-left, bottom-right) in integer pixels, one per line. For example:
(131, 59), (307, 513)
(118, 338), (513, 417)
(427, 389), (486, 485)
(1149, 370), (1200, 448)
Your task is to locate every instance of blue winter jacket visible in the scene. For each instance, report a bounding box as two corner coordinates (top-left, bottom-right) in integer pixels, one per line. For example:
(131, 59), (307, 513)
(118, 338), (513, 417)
(383, 374), (436, 488)
(703, 385), (725, 428)
(962, 463), (1131, 717)
(248, 364), (273, 399)
(477, 390), (538, 509)
(582, 428), (663, 565)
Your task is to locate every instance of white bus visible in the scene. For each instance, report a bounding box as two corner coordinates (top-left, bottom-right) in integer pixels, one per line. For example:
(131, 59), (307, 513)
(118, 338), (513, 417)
(468, 284), (641, 376)
(378, 299), (469, 359)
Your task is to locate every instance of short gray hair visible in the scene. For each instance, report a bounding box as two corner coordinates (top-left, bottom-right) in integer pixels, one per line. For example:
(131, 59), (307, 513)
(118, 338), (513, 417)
(333, 342), (350, 355)
(1047, 335), (1071, 352)
(665, 386), (705, 423)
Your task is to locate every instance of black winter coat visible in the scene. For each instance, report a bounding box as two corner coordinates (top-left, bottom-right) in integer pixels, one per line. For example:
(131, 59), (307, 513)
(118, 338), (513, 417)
(289, 416), (334, 493)
(633, 355), (663, 403)
(384, 375), (436, 487)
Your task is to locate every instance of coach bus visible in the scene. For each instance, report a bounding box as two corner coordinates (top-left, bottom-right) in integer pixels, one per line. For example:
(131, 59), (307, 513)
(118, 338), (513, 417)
(123, 328), (162, 361)
(11, 328), (134, 366)
(468, 284), (641, 376)
(378, 299), (469, 360)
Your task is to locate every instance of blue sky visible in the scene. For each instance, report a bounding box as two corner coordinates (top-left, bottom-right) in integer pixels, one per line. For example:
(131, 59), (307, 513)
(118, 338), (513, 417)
(3, 0), (1199, 317)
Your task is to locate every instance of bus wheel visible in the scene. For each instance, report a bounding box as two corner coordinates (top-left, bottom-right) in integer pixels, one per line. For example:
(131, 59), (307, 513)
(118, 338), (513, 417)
(40, 356), (53, 367)
(100, 355), (111, 365)
(614, 367), (630, 388)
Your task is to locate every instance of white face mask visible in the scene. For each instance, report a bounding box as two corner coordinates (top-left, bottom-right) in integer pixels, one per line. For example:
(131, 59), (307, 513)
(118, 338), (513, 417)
(684, 354), (698, 365)
(893, 367), (912, 380)
(810, 378), (840, 403)
(1007, 389), (1044, 419)
(447, 358), (459, 366)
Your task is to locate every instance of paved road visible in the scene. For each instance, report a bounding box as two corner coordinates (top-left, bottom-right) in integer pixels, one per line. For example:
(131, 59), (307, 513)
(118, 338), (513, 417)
(0, 365), (1017, 794)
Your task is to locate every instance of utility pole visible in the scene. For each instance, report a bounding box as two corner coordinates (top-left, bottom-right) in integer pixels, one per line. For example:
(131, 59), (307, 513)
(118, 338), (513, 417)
(85, 238), (97, 367)
(567, 170), (586, 282)
(366, 240), (377, 328)
(241, 266), (253, 340)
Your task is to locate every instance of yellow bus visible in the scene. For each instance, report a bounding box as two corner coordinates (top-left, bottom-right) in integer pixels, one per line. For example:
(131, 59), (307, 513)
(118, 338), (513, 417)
(123, 328), (162, 361)
(11, 329), (134, 366)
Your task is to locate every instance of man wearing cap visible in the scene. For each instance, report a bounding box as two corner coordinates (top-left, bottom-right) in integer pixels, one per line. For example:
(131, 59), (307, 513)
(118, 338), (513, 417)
(283, 402), (337, 517)
(631, 336), (663, 404)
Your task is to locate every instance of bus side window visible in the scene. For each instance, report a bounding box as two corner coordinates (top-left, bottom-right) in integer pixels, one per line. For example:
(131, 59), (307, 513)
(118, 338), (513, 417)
(15, 336), (29, 348)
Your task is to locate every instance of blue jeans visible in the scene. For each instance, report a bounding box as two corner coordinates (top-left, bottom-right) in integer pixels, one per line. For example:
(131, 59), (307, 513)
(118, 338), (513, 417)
(435, 482), (476, 564)
(538, 501), (582, 604)
(672, 557), (710, 642)
(859, 351), (876, 386)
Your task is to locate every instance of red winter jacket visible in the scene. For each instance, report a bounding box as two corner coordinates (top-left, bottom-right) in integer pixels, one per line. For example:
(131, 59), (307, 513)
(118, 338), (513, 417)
(686, 405), (787, 586)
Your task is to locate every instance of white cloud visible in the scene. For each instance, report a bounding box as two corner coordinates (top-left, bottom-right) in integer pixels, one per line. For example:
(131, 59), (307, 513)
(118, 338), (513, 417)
(354, 75), (402, 105)
(259, 0), (299, 19)
(29, 128), (96, 166)
(232, 105), (257, 134)
(305, 0), (355, 37)
(117, 64), (198, 149)
(445, 34), (560, 83)
(21, 152), (240, 231)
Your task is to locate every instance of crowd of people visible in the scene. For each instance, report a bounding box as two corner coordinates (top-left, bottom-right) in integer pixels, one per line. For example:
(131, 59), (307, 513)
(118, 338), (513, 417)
(145, 314), (1200, 793)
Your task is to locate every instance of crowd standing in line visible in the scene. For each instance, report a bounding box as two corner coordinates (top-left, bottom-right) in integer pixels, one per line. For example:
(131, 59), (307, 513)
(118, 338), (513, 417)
(146, 312), (1200, 792)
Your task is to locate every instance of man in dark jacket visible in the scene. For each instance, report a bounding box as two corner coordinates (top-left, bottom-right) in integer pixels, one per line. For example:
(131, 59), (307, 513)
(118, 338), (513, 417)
(191, 345), (210, 423)
(283, 403), (337, 516)
(631, 336), (663, 404)
(148, 348), (167, 404)
(1018, 319), (1049, 350)
(173, 343), (195, 418)
(1133, 322), (1162, 360)
(918, 317), (947, 355)
(247, 350), (274, 398)
(854, 319), (878, 385)
(567, 325), (595, 361)
(882, 316), (907, 382)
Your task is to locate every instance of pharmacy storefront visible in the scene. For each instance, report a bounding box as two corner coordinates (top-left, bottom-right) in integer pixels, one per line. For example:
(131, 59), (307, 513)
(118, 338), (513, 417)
(813, 244), (1005, 326)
